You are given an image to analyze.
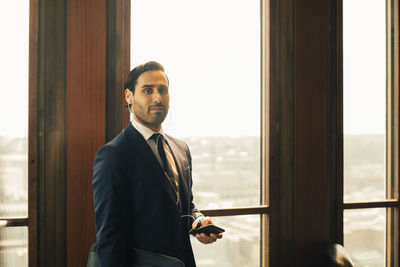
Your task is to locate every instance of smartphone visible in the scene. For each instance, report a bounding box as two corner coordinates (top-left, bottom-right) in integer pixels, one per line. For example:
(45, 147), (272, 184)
(189, 224), (225, 236)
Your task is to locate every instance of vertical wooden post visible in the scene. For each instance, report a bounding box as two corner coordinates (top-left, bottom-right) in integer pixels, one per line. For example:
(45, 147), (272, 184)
(66, 0), (107, 266)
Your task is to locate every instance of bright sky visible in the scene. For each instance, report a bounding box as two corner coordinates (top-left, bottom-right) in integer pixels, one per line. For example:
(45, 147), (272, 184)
(131, 0), (261, 138)
(0, 0), (388, 138)
(343, 0), (386, 135)
(0, 2), (29, 138)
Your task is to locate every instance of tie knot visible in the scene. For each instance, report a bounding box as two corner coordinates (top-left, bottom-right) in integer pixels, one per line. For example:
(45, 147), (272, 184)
(151, 133), (163, 143)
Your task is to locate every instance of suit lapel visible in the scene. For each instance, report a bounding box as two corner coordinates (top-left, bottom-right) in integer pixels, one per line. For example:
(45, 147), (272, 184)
(124, 124), (178, 205)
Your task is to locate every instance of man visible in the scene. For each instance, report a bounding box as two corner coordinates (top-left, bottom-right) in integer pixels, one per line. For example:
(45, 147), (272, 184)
(92, 61), (222, 267)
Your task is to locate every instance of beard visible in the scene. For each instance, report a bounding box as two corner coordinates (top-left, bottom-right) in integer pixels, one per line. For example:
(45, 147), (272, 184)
(133, 103), (169, 129)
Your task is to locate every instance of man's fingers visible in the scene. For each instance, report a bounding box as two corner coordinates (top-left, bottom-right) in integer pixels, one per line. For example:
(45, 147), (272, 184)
(201, 217), (212, 226)
(192, 216), (212, 229)
(195, 234), (207, 243)
(194, 218), (223, 244)
(200, 233), (213, 242)
(196, 233), (218, 244)
(210, 233), (217, 239)
(210, 233), (222, 239)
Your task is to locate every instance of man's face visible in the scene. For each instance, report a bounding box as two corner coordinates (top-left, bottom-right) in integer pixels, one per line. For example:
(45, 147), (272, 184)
(125, 70), (170, 131)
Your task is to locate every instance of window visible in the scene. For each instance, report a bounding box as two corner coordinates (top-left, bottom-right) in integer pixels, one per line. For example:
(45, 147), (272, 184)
(0, 1), (32, 267)
(342, 0), (399, 266)
(131, 0), (268, 266)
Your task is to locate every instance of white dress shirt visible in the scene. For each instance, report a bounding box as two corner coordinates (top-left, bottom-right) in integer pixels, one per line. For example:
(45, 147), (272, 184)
(131, 118), (179, 188)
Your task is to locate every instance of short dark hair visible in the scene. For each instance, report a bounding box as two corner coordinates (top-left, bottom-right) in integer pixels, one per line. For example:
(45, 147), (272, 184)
(124, 61), (167, 93)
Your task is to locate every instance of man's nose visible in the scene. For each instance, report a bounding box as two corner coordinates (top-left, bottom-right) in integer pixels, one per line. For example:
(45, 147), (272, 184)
(152, 91), (162, 102)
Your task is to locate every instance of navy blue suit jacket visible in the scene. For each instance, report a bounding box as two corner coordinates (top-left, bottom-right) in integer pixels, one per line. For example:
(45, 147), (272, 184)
(92, 123), (202, 267)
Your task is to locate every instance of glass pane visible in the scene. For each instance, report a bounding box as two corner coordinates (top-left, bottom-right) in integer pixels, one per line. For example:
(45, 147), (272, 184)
(344, 208), (386, 267)
(0, 3), (29, 218)
(387, 208), (399, 267)
(343, 0), (387, 202)
(191, 215), (260, 267)
(0, 227), (28, 267)
(131, 0), (261, 208)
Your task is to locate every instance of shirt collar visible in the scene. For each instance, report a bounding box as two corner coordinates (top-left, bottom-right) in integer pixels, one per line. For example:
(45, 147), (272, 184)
(131, 117), (164, 141)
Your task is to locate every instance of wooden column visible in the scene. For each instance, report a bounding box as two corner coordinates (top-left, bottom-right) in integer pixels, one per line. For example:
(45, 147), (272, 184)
(269, 0), (296, 266)
(66, 0), (107, 266)
(269, 0), (339, 266)
(37, 0), (67, 265)
(35, 0), (128, 266)
(106, 0), (131, 141)
(293, 0), (339, 266)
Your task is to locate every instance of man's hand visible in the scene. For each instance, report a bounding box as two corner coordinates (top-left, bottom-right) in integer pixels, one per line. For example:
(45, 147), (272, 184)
(191, 216), (223, 244)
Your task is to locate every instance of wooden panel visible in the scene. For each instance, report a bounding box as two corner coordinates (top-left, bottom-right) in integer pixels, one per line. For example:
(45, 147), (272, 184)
(66, 0), (106, 266)
(269, 0), (296, 266)
(29, 0), (39, 266)
(106, 0), (131, 141)
(3, 218), (29, 227)
(294, 0), (337, 265)
(37, 0), (67, 265)
(335, 0), (344, 246)
(343, 200), (400, 209)
(318, 0), (342, 248)
(201, 206), (269, 217)
(396, 2), (399, 264)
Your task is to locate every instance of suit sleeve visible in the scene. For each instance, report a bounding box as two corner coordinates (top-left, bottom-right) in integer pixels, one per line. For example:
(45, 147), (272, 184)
(92, 145), (130, 267)
(186, 145), (204, 220)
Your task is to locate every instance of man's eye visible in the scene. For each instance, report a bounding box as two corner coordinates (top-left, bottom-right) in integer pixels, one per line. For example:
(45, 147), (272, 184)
(144, 88), (153, 94)
(159, 87), (168, 94)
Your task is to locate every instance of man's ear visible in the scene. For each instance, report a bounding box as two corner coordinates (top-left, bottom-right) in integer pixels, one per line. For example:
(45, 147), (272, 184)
(125, 88), (133, 105)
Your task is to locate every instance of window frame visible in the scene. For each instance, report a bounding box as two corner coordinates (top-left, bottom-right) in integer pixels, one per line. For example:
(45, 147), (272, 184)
(0, 0), (39, 267)
(102, 0), (350, 266)
(28, 0), (39, 265)
(338, 0), (400, 265)
(129, 0), (270, 266)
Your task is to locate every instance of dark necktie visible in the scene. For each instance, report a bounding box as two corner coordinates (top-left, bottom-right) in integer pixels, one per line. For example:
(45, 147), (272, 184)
(151, 134), (180, 206)
(151, 134), (170, 174)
